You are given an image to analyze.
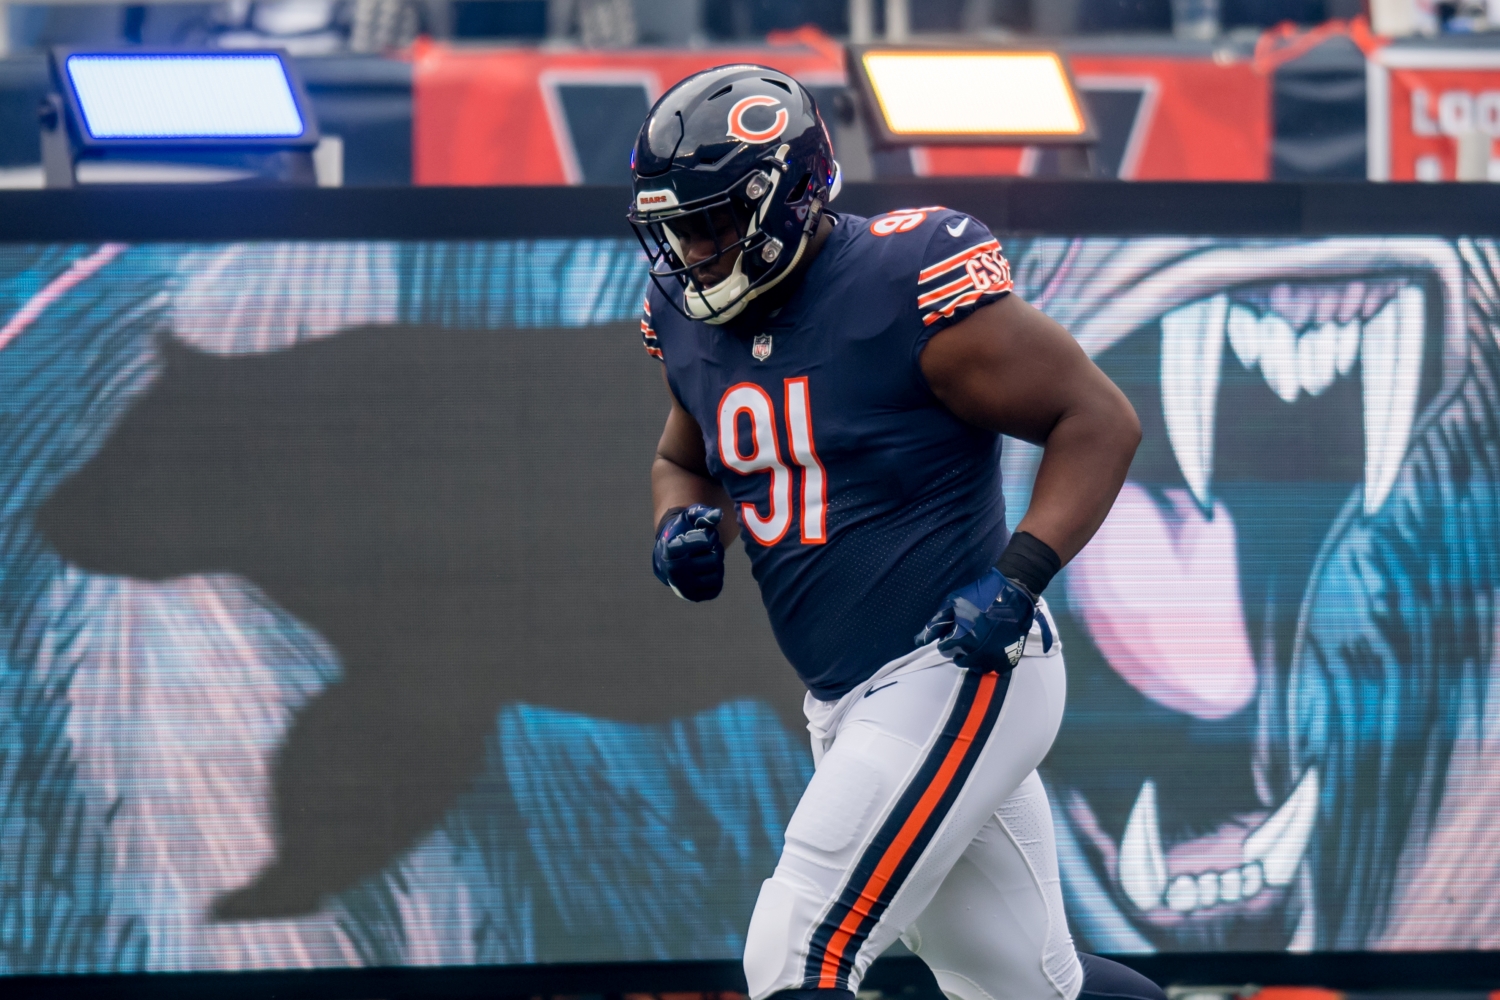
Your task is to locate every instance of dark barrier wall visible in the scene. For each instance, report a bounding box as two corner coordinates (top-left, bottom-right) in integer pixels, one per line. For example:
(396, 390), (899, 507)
(0, 183), (1498, 991)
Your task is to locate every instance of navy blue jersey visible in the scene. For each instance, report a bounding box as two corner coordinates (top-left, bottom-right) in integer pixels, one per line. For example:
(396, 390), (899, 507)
(644, 207), (1015, 699)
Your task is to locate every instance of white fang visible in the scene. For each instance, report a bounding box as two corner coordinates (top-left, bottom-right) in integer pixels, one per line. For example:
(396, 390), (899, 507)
(1119, 779), (1169, 912)
(1242, 768), (1319, 888)
(1361, 287), (1424, 515)
(1161, 294), (1228, 508)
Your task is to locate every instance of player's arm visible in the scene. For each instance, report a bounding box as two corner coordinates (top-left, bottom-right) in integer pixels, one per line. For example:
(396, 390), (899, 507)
(650, 376), (738, 601)
(920, 292), (1139, 564)
(653, 383), (738, 544)
(914, 292), (1138, 671)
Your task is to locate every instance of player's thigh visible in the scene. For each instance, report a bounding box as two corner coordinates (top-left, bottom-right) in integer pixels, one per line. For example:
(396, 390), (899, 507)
(744, 662), (966, 998)
(770, 662), (970, 910)
(853, 642), (1069, 927)
(745, 649), (1067, 997)
(780, 648), (1064, 898)
(904, 770), (1082, 1000)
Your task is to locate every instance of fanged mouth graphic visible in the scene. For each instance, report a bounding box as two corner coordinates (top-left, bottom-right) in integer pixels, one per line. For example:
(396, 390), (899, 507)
(1043, 241), (1460, 950)
(1161, 277), (1425, 516)
(1115, 769), (1318, 917)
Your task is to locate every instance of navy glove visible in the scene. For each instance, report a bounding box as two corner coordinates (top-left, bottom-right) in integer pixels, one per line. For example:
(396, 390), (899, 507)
(915, 568), (1049, 673)
(652, 504), (725, 602)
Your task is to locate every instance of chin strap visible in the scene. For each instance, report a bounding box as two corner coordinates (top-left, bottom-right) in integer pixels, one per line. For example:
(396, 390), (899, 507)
(697, 196), (824, 325)
(688, 143), (831, 325)
(686, 162), (783, 322)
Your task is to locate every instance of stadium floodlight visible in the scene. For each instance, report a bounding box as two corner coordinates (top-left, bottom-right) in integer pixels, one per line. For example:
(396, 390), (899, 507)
(41, 49), (322, 188)
(847, 46), (1095, 149)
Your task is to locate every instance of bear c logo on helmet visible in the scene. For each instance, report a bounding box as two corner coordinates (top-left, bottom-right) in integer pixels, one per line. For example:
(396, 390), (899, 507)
(727, 95), (790, 144)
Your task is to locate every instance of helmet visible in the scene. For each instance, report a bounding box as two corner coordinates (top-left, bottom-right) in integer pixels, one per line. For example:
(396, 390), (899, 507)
(627, 64), (841, 325)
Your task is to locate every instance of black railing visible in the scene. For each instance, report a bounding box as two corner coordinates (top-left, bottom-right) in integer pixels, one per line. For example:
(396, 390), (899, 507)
(1, 180), (1498, 242)
(5, 950), (1500, 999)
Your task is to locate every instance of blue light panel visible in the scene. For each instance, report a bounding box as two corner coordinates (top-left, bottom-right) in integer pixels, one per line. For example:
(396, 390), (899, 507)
(66, 54), (305, 140)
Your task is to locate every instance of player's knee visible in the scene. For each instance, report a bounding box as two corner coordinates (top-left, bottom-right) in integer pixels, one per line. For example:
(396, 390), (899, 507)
(1077, 953), (1168, 1000)
(744, 877), (801, 999)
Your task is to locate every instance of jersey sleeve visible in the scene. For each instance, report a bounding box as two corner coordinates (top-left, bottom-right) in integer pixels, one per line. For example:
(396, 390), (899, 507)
(640, 293), (663, 361)
(914, 212), (1013, 334)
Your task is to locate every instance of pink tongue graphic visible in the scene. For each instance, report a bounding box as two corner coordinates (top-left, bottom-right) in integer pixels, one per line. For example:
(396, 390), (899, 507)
(1067, 483), (1257, 720)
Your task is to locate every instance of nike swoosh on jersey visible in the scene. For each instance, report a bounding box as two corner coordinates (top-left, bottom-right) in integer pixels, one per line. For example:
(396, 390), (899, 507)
(864, 681), (898, 698)
(945, 217), (970, 237)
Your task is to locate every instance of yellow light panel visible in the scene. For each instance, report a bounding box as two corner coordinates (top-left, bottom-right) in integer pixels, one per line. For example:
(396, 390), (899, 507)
(861, 51), (1086, 137)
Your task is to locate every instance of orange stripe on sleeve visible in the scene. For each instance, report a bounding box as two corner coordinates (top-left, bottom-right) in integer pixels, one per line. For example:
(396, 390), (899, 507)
(922, 293), (979, 326)
(916, 275), (974, 309)
(918, 239), (1000, 285)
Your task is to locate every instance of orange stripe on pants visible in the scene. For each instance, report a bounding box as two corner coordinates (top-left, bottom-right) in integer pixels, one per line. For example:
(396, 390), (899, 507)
(817, 670), (1000, 987)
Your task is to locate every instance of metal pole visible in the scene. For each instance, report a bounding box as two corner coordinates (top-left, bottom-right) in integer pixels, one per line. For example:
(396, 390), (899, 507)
(849, 0), (873, 43)
(884, 0), (908, 40)
(1455, 131), (1491, 182)
(547, 0), (573, 39)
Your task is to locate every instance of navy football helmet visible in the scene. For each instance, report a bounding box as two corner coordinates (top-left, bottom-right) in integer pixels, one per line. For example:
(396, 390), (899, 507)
(627, 64), (841, 325)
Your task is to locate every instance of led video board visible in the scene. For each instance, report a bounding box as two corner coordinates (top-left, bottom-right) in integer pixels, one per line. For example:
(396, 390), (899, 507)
(0, 226), (1492, 975)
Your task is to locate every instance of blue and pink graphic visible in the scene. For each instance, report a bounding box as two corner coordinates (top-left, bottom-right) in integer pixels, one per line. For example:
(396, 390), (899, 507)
(0, 235), (1494, 972)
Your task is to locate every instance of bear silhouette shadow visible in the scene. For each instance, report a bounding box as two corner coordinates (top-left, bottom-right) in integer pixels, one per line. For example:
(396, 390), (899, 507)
(35, 324), (804, 921)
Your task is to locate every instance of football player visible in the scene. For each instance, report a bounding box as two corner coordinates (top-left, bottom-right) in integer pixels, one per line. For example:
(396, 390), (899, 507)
(631, 66), (1156, 1000)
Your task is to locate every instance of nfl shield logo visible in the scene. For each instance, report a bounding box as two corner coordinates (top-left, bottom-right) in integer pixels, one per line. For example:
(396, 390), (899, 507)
(752, 333), (773, 361)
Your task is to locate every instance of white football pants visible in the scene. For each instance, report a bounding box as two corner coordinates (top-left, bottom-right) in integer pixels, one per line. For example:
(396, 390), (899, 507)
(744, 601), (1081, 1000)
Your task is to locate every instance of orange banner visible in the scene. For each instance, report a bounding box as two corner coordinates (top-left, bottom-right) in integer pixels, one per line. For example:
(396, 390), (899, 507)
(412, 30), (1271, 185)
(412, 29), (843, 186)
(1371, 50), (1500, 181)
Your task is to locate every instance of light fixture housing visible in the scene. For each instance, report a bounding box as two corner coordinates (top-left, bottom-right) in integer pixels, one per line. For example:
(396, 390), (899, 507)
(41, 48), (324, 188)
(52, 48), (318, 151)
(847, 45), (1095, 148)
